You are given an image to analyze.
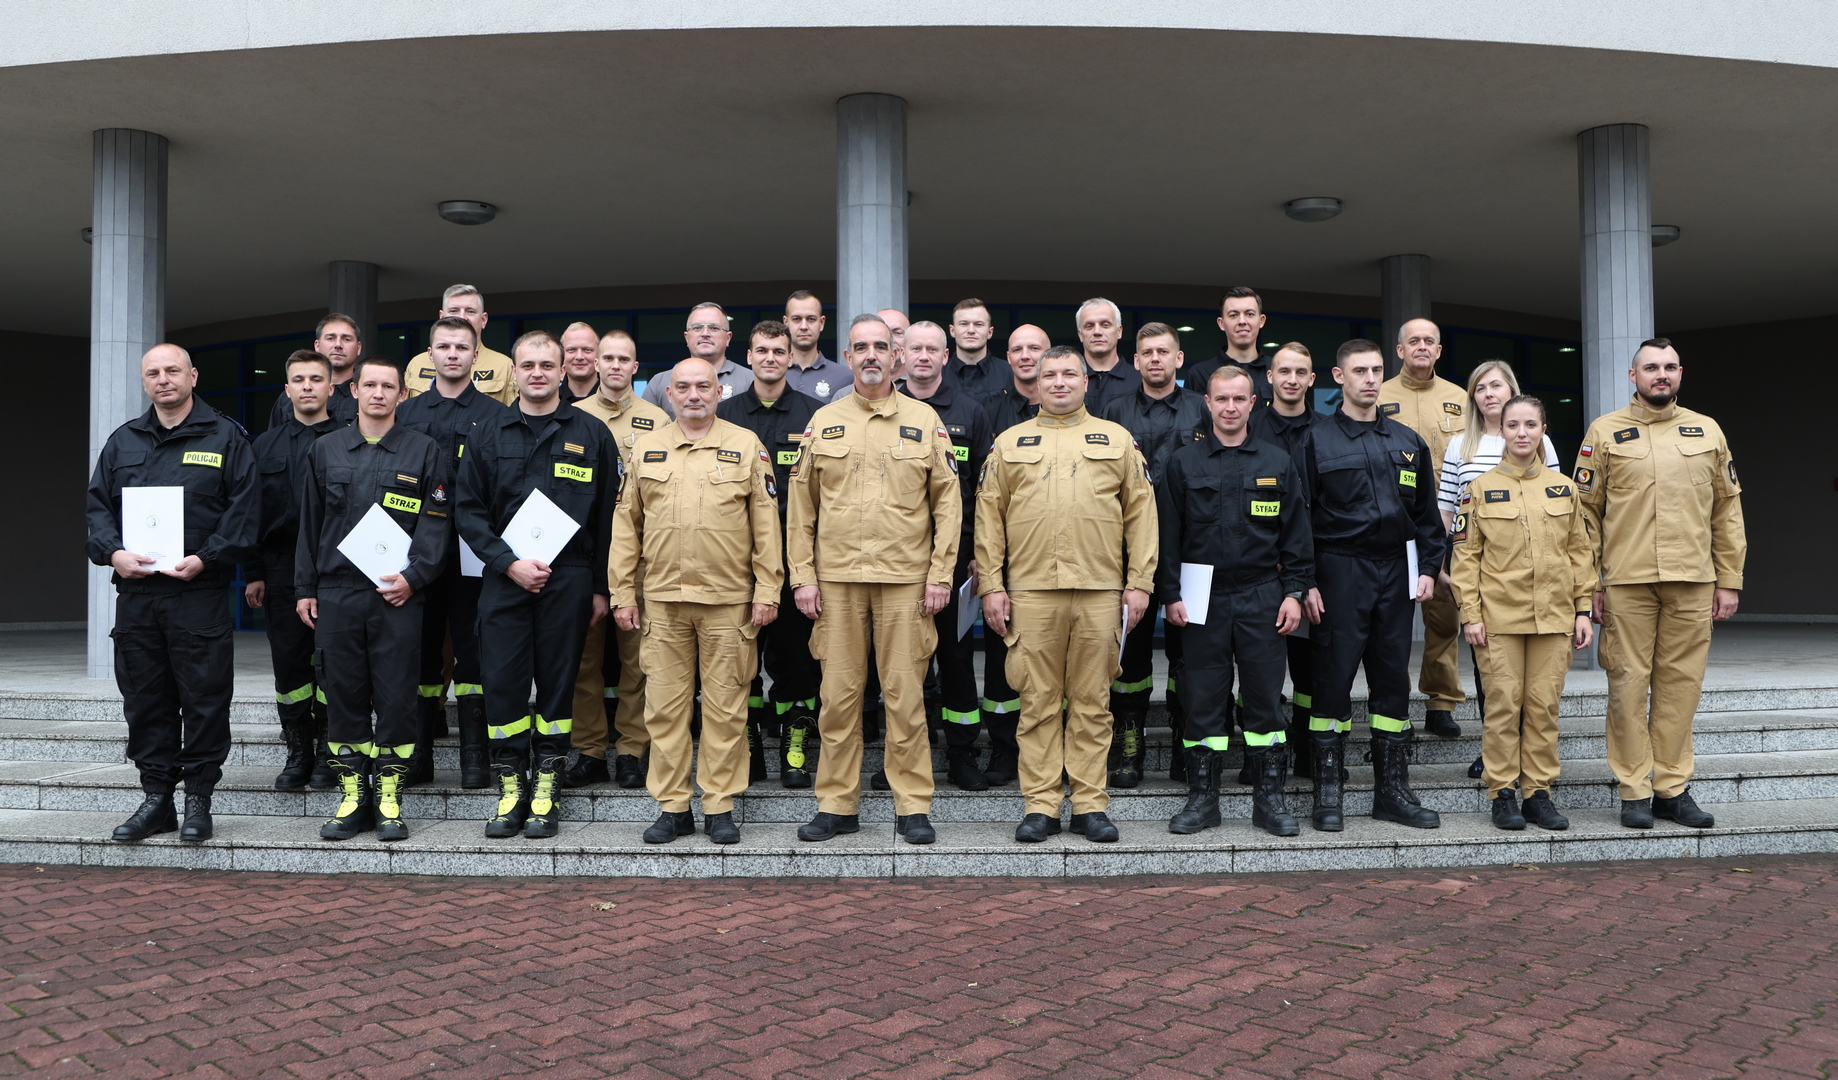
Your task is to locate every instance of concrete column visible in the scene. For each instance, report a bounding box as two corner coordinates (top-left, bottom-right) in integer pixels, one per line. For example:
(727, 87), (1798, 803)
(1380, 254), (1431, 379)
(327, 261), (378, 357)
(835, 93), (907, 325)
(88, 129), (168, 679)
(1577, 124), (1653, 426)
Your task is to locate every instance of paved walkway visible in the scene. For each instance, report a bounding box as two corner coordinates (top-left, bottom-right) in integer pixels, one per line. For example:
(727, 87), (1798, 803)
(4, 857), (1836, 1078)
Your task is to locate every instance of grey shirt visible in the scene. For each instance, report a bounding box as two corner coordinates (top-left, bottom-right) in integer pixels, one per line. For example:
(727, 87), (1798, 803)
(641, 358), (756, 417)
(784, 353), (851, 404)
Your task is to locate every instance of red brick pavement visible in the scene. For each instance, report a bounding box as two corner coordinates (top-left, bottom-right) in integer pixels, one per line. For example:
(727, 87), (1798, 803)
(3, 856), (1837, 1079)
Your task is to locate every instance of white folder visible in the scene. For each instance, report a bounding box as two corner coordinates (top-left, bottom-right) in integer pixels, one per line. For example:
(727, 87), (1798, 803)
(1179, 563), (1214, 626)
(336, 503), (414, 587)
(956, 578), (977, 641)
(1406, 539), (1419, 599)
(457, 538), (485, 578)
(502, 488), (581, 566)
(121, 487), (185, 573)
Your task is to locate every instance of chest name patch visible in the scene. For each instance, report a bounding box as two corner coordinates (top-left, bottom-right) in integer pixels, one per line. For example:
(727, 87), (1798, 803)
(717, 449), (743, 464)
(643, 451), (668, 463)
(821, 425), (845, 439)
(900, 426), (923, 442)
(1483, 489), (1510, 503)
(630, 417), (654, 431)
(182, 451), (222, 468)
(776, 450), (800, 466)
(1399, 470), (1418, 487)
(1250, 499), (1280, 517)
(382, 492), (422, 514)
(1613, 427), (1640, 443)
(554, 462), (594, 482)
(1085, 432), (1110, 445)
(1380, 402), (1401, 416)
(1678, 426), (1704, 437)
(1017, 435), (1041, 447)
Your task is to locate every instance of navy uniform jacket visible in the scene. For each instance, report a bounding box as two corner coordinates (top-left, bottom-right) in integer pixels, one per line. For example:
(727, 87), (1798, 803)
(295, 424), (452, 597)
(86, 400), (259, 594)
(946, 354), (1013, 397)
(456, 401), (617, 595)
(248, 414), (342, 586)
(1099, 386), (1210, 485)
(1299, 409), (1448, 567)
(1156, 434), (1313, 598)
(718, 383), (823, 522)
(900, 379), (993, 550)
(1184, 350), (1275, 407)
(1247, 405), (1323, 471)
(980, 384), (1041, 441)
(1082, 360), (1143, 418)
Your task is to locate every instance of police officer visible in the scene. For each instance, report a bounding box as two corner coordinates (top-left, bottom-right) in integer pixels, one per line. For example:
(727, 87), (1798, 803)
(1098, 322), (1207, 787)
(1159, 366), (1311, 837)
(899, 320), (995, 790)
(975, 323), (1052, 783)
(395, 316), (507, 789)
(787, 314), (961, 845)
(569, 328), (670, 790)
(718, 320), (824, 788)
(612, 359), (783, 845)
(247, 350), (343, 792)
(784, 290), (851, 403)
(1577, 338), (1746, 830)
(405, 285), (519, 405)
(296, 359), (450, 841)
(1451, 395), (1595, 832)
(1077, 298), (1142, 415)
(1299, 339), (1448, 832)
(1183, 287), (1275, 404)
(642, 303), (756, 415)
(457, 331), (617, 839)
(1377, 318), (1468, 738)
(977, 346), (1158, 844)
(944, 298), (1011, 396)
(265, 314), (362, 430)
(87, 344), (259, 843)
(1247, 343), (1324, 773)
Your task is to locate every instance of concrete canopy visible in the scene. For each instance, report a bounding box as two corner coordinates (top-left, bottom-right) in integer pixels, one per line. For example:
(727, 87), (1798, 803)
(2, 3), (1835, 336)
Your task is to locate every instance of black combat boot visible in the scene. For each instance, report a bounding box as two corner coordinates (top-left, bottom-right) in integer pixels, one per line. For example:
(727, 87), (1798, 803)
(457, 696), (490, 789)
(1424, 709), (1461, 738)
(644, 810), (695, 844)
(1522, 790), (1569, 831)
(705, 811), (741, 845)
(308, 733), (336, 790)
(780, 712), (816, 789)
(746, 714), (769, 784)
(1168, 747), (1223, 834)
(178, 792), (213, 842)
(563, 753), (610, 788)
(1621, 797), (1655, 829)
(1653, 788), (1715, 828)
(1289, 703), (1313, 777)
(1491, 789), (1525, 830)
(275, 713), (315, 791)
(1310, 731), (1344, 832)
(1370, 731), (1440, 829)
(1252, 747), (1300, 837)
(1108, 708), (1146, 789)
(403, 698), (440, 786)
(321, 754), (375, 840)
(484, 762), (530, 839)
(896, 813), (936, 845)
(797, 812), (860, 841)
(373, 756), (411, 842)
(946, 747), (988, 791)
(1014, 813), (1062, 843)
(112, 791), (177, 842)
(523, 756), (564, 838)
(613, 754), (646, 789)
(1070, 812), (1118, 842)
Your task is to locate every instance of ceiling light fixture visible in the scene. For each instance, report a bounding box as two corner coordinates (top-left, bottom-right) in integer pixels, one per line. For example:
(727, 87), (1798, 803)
(1651, 225), (1681, 247)
(1284, 197), (1342, 223)
(438, 200), (498, 226)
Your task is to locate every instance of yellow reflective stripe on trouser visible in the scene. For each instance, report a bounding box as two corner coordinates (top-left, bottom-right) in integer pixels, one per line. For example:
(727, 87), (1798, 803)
(1182, 736), (1230, 751)
(942, 707), (980, 725)
(490, 716), (532, 740)
(1241, 730), (1284, 747)
(1291, 692), (1312, 709)
(982, 697), (1020, 715)
(1310, 716), (1352, 733)
(417, 685), (443, 698)
(604, 686), (618, 699)
(748, 695), (765, 709)
(314, 687), (327, 704)
(1110, 675), (1153, 694)
(383, 743), (414, 758)
(276, 683), (314, 705)
(454, 683), (483, 697)
(534, 716), (572, 735)
(1368, 712), (1410, 733)
(329, 741), (378, 757)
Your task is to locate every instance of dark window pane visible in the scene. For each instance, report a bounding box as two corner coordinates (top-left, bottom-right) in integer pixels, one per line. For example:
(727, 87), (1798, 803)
(246, 338), (311, 388)
(193, 346), (240, 395)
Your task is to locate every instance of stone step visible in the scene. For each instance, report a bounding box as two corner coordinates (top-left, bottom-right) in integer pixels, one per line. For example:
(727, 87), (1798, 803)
(6, 709), (1838, 768)
(6, 748), (1836, 821)
(2, 797), (1832, 878)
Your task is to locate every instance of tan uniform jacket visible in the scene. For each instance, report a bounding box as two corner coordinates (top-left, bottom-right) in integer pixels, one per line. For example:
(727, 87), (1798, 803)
(975, 408), (1159, 595)
(1378, 371), (1467, 468)
(786, 391), (961, 587)
(1574, 401), (1746, 589)
(609, 419), (783, 608)
(1449, 461), (1596, 634)
(575, 391), (669, 473)
(406, 344), (519, 406)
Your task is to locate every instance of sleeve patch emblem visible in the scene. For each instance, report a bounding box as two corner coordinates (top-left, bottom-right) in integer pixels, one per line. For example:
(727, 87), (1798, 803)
(717, 449), (743, 464)
(1380, 402), (1402, 416)
(631, 417), (655, 431)
(821, 425), (846, 439)
(1545, 485), (1572, 498)
(1679, 426), (1704, 437)
(1613, 427), (1640, 443)
(1728, 461), (1740, 487)
(1452, 513), (1468, 542)
(1483, 489), (1510, 503)
(643, 451), (668, 462)
(1085, 432), (1110, 445)
(1579, 444), (1592, 457)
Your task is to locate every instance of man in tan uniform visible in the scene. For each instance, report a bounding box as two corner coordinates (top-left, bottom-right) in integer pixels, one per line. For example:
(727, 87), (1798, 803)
(1377, 317), (1468, 737)
(405, 285), (519, 405)
(611, 358), (781, 845)
(787, 314), (961, 846)
(977, 346), (1158, 845)
(1577, 338), (1745, 830)
(568, 329), (670, 789)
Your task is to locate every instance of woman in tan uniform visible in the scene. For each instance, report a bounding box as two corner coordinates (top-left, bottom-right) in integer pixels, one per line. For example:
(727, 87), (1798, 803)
(1450, 395), (1596, 830)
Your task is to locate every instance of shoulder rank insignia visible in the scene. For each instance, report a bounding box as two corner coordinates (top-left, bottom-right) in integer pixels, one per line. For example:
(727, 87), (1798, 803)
(1401, 451), (1416, 464)
(396, 473), (419, 485)
(643, 450), (667, 462)
(1484, 489), (1510, 503)
(1380, 402), (1401, 416)
(631, 417), (655, 431)
(1678, 426), (1704, 437)
(947, 425), (967, 436)
(821, 425), (845, 439)
(900, 426), (922, 441)
(1017, 435), (1041, 447)
(1613, 427), (1640, 443)
(564, 442), (584, 455)
(1255, 476), (1278, 487)
(1545, 485), (1572, 498)
(1085, 432), (1110, 445)
(717, 449), (742, 464)
(1443, 402), (1463, 415)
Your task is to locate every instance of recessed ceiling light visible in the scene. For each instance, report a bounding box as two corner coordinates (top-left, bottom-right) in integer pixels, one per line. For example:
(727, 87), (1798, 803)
(1262, 341), (1280, 348)
(1652, 225), (1681, 247)
(438, 200), (497, 226)
(1558, 347), (1578, 353)
(1284, 197), (1342, 223)
(1176, 325), (1195, 332)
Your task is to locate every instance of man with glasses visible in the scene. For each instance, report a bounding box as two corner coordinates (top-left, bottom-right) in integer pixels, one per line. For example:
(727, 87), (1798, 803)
(643, 302), (755, 416)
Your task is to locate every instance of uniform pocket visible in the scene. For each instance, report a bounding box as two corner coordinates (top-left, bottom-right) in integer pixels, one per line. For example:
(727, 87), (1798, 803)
(1186, 476), (1223, 522)
(1678, 440), (1717, 484)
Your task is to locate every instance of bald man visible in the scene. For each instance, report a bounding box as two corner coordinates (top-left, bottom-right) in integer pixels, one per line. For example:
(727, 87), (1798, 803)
(88, 344), (260, 843)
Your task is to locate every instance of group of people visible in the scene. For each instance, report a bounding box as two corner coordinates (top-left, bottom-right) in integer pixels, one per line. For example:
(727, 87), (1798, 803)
(85, 283), (1747, 849)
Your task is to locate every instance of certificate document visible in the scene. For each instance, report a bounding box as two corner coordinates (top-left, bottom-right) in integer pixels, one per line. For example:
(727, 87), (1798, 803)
(336, 503), (414, 587)
(502, 489), (580, 566)
(121, 487), (185, 573)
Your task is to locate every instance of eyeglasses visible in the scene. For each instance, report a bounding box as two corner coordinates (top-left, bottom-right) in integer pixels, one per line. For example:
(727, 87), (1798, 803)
(687, 323), (727, 334)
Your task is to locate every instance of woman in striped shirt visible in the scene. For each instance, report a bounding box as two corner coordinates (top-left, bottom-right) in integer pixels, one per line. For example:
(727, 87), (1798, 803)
(1437, 360), (1560, 778)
